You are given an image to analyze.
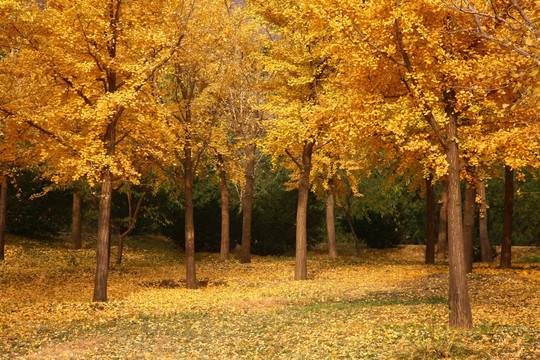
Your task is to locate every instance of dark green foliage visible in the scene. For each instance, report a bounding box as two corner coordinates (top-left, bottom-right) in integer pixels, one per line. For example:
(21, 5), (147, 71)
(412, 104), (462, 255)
(485, 169), (540, 246)
(472, 244), (497, 262)
(6, 170), (72, 237)
(112, 185), (174, 237)
(251, 185), (325, 256)
(347, 211), (402, 249)
(161, 178), (241, 253)
(338, 170), (424, 248)
(159, 158), (325, 255)
(250, 159), (325, 255)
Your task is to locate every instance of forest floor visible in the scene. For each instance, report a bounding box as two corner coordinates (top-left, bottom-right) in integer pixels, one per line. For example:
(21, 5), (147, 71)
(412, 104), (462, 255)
(0, 235), (538, 359)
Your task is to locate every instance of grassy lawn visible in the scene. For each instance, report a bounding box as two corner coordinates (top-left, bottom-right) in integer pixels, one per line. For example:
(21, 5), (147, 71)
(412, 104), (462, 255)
(0, 235), (538, 359)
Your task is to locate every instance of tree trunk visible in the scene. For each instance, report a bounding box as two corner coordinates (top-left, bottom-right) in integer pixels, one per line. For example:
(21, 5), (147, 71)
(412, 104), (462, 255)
(0, 176), (7, 261)
(344, 191), (362, 257)
(184, 142), (198, 289)
(437, 179), (448, 260)
(295, 141), (314, 281)
(218, 155), (230, 261)
(425, 176), (436, 264)
(478, 179), (492, 262)
(71, 192), (83, 250)
(326, 184), (337, 258)
(500, 166), (513, 269)
(241, 143), (256, 263)
(116, 232), (124, 264)
(445, 111), (472, 328)
(93, 168), (113, 302)
(463, 180), (476, 273)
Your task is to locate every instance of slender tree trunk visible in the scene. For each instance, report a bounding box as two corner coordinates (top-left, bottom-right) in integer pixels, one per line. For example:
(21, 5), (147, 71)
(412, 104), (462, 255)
(437, 179), (448, 260)
(463, 180), (476, 273)
(344, 191), (362, 257)
(425, 176), (436, 264)
(478, 179), (492, 262)
(445, 111), (472, 328)
(116, 232), (124, 264)
(184, 142), (198, 289)
(93, 168), (113, 302)
(241, 143), (256, 263)
(326, 184), (337, 258)
(0, 176), (7, 261)
(295, 141), (314, 280)
(71, 192), (83, 250)
(500, 166), (514, 269)
(218, 155), (230, 261)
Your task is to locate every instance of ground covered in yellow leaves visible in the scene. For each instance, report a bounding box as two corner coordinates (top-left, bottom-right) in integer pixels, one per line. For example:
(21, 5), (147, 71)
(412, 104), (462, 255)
(1, 235), (539, 359)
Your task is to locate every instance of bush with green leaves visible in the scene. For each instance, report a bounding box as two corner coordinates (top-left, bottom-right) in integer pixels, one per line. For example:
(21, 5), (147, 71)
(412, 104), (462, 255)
(6, 170), (72, 237)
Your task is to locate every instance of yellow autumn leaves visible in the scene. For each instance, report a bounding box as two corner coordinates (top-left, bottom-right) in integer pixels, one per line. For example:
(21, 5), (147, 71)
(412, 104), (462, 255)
(1, 235), (538, 359)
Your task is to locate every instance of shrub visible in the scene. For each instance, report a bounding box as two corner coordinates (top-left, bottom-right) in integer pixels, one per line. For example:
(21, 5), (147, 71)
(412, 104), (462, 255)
(6, 170), (72, 237)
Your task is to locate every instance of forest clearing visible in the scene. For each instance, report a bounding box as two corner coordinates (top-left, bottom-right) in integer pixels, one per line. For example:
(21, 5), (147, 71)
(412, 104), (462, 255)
(1, 235), (538, 359)
(1, 0), (540, 352)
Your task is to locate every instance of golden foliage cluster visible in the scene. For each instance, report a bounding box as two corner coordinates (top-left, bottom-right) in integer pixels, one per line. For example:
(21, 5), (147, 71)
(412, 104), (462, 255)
(1, 236), (538, 359)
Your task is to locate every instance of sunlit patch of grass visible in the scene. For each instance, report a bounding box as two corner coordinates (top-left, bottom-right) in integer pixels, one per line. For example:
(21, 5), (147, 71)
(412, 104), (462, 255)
(515, 253), (540, 263)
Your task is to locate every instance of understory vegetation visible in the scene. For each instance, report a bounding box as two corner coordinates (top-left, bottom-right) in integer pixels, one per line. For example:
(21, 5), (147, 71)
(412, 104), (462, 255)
(1, 235), (538, 359)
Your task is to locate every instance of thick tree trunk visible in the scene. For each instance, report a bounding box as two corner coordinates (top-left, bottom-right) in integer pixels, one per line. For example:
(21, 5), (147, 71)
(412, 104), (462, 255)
(436, 179), (448, 260)
(326, 184), (337, 258)
(184, 143), (198, 289)
(71, 192), (83, 250)
(0, 176), (7, 261)
(463, 180), (476, 273)
(218, 156), (230, 261)
(478, 179), (492, 262)
(445, 112), (472, 328)
(500, 166), (514, 269)
(93, 168), (113, 302)
(241, 143), (256, 264)
(295, 141), (314, 280)
(425, 176), (436, 264)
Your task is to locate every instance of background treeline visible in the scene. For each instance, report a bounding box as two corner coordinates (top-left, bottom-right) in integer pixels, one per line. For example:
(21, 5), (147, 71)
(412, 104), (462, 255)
(7, 164), (539, 254)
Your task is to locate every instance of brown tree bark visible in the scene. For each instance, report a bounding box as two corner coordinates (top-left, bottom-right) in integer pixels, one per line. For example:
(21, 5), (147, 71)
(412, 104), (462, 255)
(71, 192), (83, 250)
(393, 16), (471, 326)
(478, 179), (492, 262)
(241, 143), (256, 264)
(184, 141), (198, 289)
(463, 180), (476, 273)
(425, 176), (436, 264)
(445, 109), (472, 328)
(344, 191), (362, 257)
(93, 168), (113, 302)
(218, 155), (230, 261)
(93, 1), (121, 301)
(500, 166), (514, 269)
(0, 176), (7, 261)
(436, 179), (448, 260)
(326, 183), (337, 258)
(295, 141), (314, 280)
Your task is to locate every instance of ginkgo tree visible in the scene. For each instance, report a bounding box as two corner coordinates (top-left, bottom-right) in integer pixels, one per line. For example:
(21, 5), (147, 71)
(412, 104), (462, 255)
(0, 0), (192, 301)
(147, 0), (237, 288)
(435, 0), (540, 270)
(307, 0), (532, 327)
(205, 6), (269, 263)
(248, 0), (362, 280)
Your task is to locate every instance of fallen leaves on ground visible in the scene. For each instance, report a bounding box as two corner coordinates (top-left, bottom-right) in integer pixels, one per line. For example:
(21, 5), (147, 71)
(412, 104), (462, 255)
(0, 236), (538, 359)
